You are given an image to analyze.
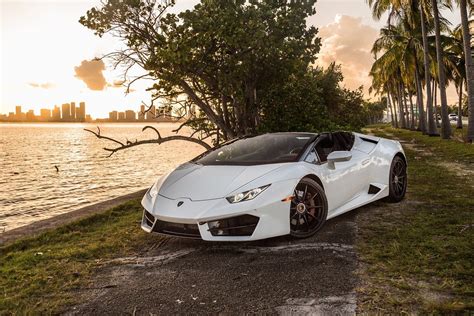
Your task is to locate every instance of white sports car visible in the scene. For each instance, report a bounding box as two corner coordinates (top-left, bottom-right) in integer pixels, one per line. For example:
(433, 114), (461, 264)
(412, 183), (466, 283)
(141, 132), (407, 241)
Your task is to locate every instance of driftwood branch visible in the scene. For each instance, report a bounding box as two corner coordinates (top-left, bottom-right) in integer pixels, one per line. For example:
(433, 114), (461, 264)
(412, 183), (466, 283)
(85, 125), (211, 157)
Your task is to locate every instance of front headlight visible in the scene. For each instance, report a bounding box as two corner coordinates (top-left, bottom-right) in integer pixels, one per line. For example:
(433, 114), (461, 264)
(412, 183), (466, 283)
(147, 183), (160, 199)
(226, 184), (270, 204)
(146, 173), (171, 200)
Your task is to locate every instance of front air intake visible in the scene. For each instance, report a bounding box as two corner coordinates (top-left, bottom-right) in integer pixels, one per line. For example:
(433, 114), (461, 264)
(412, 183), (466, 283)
(207, 215), (259, 237)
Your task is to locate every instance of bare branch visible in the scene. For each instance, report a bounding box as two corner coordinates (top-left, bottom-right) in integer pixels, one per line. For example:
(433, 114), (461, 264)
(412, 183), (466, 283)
(84, 125), (211, 157)
(84, 127), (125, 146)
(142, 125), (162, 139)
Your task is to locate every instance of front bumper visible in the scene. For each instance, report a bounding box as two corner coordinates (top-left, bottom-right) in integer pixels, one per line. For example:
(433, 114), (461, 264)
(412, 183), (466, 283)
(141, 179), (297, 241)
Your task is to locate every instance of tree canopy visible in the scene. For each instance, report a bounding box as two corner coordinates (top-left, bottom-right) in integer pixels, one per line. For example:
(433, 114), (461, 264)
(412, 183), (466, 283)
(81, 0), (371, 152)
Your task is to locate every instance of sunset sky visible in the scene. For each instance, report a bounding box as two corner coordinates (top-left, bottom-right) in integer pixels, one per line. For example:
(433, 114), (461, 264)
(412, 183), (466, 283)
(0, 0), (461, 118)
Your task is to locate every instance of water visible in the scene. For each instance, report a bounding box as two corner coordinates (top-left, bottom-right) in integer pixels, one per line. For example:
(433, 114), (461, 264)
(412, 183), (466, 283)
(0, 123), (205, 232)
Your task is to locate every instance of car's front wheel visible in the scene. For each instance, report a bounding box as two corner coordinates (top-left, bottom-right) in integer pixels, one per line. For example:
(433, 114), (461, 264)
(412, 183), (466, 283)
(290, 178), (328, 239)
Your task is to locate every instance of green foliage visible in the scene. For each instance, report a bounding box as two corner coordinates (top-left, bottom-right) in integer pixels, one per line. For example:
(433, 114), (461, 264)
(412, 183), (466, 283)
(80, 0), (325, 139)
(259, 64), (368, 133)
(80, 0), (372, 141)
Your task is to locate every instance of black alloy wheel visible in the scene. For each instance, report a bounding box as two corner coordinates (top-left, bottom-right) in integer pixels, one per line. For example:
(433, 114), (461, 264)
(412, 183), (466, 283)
(290, 178), (328, 238)
(387, 156), (407, 202)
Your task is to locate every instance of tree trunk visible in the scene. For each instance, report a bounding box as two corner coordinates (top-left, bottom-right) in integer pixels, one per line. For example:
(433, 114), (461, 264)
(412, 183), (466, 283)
(431, 0), (452, 138)
(397, 83), (407, 129)
(457, 80), (464, 129)
(459, 0), (474, 142)
(390, 91), (399, 128)
(387, 91), (395, 127)
(434, 83), (441, 128)
(409, 93), (416, 130)
(401, 82), (410, 129)
(420, 4), (438, 136)
(414, 56), (427, 133)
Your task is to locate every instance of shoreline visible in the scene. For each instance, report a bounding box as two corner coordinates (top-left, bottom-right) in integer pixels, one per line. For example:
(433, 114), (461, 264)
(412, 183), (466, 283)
(0, 189), (147, 245)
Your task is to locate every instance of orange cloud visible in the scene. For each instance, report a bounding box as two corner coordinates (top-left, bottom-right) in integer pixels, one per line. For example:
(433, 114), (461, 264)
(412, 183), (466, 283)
(74, 59), (107, 91)
(316, 15), (378, 94)
(28, 82), (55, 89)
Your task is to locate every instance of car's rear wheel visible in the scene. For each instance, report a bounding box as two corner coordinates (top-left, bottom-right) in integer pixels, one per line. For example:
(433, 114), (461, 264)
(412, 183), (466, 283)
(387, 156), (407, 202)
(290, 178), (328, 239)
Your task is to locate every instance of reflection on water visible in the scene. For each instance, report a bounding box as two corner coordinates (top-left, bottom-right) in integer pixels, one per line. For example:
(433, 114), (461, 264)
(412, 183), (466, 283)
(0, 123), (205, 232)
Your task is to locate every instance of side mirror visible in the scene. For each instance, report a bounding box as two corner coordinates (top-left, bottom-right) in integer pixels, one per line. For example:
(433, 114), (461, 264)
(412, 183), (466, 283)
(327, 151), (352, 170)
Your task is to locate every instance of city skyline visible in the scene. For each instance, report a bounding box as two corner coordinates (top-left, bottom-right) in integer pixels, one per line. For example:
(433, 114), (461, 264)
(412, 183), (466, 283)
(0, 102), (177, 123)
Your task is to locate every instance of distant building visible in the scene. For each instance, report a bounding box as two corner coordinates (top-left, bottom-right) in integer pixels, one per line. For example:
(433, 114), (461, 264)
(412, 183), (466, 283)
(70, 102), (76, 121)
(146, 105), (155, 120)
(52, 105), (61, 120)
(26, 110), (35, 121)
(125, 110), (136, 121)
(40, 109), (51, 121)
(61, 103), (71, 121)
(77, 102), (86, 122)
(138, 105), (145, 121)
(109, 111), (118, 121)
(15, 106), (21, 116)
(118, 112), (125, 121)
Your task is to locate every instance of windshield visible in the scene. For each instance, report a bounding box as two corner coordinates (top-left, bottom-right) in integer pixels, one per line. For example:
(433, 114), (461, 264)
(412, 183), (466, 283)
(192, 133), (316, 165)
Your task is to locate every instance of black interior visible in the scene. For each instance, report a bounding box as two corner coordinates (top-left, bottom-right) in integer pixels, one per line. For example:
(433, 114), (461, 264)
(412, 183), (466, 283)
(314, 132), (354, 162)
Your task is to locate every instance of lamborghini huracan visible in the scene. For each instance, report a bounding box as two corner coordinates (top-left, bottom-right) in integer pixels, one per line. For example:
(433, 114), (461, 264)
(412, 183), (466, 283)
(141, 132), (407, 241)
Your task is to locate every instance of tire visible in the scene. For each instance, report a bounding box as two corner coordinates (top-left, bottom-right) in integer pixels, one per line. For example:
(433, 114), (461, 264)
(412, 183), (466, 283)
(386, 156), (407, 203)
(290, 178), (328, 239)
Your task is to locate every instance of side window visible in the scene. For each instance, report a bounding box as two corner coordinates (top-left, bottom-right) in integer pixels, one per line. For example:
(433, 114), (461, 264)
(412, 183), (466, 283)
(304, 148), (319, 164)
(314, 135), (334, 163)
(332, 132), (355, 151)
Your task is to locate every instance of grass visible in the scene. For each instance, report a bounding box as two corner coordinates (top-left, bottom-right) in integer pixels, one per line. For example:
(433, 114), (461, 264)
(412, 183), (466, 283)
(0, 199), (161, 314)
(368, 124), (474, 165)
(357, 125), (474, 313)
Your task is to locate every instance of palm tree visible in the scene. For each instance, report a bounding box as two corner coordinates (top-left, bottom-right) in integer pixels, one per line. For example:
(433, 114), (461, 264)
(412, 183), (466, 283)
(367, 0), (432, 132)
(419, 0), (439, 135)
(371, 21), (428, 130)
(445, 26), (466, 129)
(430, 0), (452, 138)
(455, 0), (474, 142)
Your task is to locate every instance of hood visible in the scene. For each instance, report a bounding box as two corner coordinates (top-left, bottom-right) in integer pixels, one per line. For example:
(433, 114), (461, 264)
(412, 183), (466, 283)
(158, 163), (285, 201)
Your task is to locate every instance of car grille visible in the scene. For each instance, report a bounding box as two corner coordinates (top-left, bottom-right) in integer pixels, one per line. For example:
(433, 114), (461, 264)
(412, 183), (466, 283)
(152, 219), (201, 239)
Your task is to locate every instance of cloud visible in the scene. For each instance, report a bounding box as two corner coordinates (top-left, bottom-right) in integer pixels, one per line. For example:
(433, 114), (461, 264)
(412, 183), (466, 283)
(107, 80), (127, 89)
(74, 59), (107, 91)
(28, 82), (55, 89)
(316, 15), (378, 95)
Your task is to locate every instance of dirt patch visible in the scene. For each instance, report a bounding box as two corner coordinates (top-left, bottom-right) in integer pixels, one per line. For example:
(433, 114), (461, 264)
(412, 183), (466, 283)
(67, 212), (362, 315)
(436, 161), (474, 178)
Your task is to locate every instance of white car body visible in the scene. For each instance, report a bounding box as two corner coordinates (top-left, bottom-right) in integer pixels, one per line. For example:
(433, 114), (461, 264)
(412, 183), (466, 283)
(449, 114), (458, 121)
(141, 132), (406, 241)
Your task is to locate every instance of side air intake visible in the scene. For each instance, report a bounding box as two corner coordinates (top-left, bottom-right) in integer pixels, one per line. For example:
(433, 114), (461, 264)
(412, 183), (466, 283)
(368, 184), (381, 194)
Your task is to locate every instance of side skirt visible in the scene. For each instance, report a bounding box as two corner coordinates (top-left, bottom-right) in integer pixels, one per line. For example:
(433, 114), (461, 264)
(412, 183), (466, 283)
(326, 184), (388, 220)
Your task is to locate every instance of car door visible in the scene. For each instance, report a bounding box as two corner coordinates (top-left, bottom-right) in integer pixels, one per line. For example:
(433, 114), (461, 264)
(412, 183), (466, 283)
(308, 133), (369, 214)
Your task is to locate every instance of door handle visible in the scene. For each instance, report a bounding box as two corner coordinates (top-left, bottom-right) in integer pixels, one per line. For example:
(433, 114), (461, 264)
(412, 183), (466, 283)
(362, 159), (370, 166)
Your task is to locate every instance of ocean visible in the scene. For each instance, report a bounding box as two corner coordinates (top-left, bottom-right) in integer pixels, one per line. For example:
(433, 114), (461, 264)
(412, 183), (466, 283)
(0, 122), (204, 232)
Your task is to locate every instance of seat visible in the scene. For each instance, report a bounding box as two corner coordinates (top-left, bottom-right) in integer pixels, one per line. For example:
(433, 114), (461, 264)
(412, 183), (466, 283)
(315, 134), (334, 162)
